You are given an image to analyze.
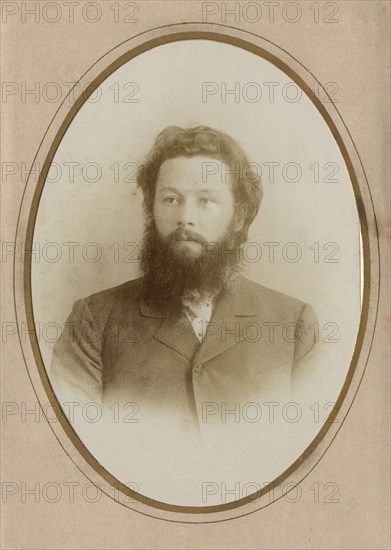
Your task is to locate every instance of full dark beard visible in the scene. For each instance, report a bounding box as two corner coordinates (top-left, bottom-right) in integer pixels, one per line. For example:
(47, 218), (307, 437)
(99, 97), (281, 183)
(139, 220), (243, 315)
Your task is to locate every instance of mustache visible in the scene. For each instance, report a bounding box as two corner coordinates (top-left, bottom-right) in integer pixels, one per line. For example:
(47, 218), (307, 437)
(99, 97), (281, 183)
(169, 228), (207, 244)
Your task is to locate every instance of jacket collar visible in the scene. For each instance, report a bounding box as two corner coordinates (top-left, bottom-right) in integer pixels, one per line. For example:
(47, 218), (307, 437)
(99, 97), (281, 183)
(138, 275), (259, 362)
(139, 275), (258, 318)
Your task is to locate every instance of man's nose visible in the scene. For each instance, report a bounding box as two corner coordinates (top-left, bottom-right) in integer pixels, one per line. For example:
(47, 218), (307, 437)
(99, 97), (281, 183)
(177, 199), (196, 226)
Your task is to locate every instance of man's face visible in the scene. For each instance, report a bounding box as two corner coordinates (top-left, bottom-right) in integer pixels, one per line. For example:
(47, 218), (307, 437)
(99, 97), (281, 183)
(153, 156), (236, 258)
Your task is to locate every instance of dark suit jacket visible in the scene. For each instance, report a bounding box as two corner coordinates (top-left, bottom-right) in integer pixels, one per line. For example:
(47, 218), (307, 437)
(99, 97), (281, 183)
(50, 275), (318, 432)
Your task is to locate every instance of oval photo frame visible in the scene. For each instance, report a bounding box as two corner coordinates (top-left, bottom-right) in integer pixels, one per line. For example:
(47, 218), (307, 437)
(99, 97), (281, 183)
(15, 23), (378, 523)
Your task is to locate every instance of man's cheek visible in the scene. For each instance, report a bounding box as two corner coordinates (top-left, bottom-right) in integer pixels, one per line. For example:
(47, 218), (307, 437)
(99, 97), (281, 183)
(153, 210), (173, 232)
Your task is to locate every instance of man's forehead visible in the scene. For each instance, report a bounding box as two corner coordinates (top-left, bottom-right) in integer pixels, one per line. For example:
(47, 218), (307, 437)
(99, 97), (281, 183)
(156, 155), (232, 187)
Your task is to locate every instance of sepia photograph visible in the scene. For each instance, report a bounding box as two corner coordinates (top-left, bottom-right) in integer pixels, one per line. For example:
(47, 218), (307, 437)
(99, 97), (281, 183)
(30, 37), (362, 508)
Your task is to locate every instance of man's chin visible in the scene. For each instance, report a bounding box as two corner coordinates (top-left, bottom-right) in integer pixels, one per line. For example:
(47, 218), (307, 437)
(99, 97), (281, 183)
(171, 240), (203, 257)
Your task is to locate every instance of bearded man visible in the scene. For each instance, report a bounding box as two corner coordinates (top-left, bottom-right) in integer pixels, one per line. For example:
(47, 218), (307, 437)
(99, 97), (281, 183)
(50, 126), (318, 434)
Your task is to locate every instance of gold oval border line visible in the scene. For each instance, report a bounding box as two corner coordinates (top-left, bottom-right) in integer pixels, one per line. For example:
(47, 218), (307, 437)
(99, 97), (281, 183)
(14, 23), (379, 524)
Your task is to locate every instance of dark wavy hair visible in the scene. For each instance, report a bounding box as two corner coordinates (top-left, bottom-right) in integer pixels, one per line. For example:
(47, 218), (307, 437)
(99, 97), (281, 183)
(137, 125), (263, 244)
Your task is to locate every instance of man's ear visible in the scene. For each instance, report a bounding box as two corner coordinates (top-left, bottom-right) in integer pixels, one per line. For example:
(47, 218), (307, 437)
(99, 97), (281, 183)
(233, 204), (247, 232)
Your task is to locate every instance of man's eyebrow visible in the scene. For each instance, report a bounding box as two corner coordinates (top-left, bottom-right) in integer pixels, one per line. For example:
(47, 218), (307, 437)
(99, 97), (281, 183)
(156, 186), (221, 195)
(197, 189), (220, 195)
(156, 186), (182, 194)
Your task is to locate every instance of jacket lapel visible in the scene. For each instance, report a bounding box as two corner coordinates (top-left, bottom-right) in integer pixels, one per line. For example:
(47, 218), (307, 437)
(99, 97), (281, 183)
(193, 276), (259, 365)
(139, 296), (200, 360)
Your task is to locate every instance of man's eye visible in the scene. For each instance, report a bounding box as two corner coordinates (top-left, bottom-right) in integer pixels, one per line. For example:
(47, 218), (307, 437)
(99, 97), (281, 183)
(163, 197), (180, 205)
(199, 196), (215, 205)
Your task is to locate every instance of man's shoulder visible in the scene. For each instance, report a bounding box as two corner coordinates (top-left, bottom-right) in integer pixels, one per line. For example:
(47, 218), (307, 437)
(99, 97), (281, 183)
(73, 275), (314, 324)
(84, 277), (143, 302)
(80, 277), (144, 320)
(237, 276), (310, 319)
